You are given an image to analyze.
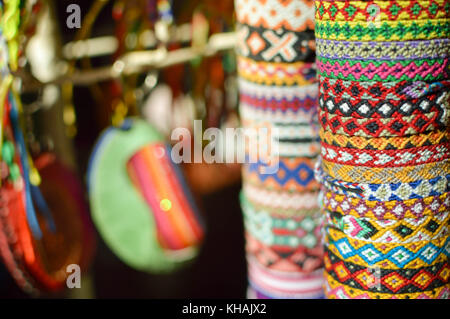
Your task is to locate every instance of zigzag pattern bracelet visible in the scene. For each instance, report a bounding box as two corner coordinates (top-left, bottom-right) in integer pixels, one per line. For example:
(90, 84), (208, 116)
(325, 273), (450, 299)
(324, 248), (449, 295)
(319, 76), (450, 101)
(319, 129), (449, 150)
(241, 118), (319, 140)
(239, 79), (318, 106)
(317, 0), (449, 299)
(242, 198), (322, 249)
(244, 157), (319, 193)
(317, 58), (448, 82)
(235, 0), (315, 32)
(325, 227), (449, 269)
(316, 39), (450, 60)
(319, 90), (449, 119)
(320, 143), (449, 167)
(315, 19), (449, 41)
(319, 110), (447, 138)
(315, 0), (449, 22)
(322, 159), (450, 184)
(322, 191), (450, 221)
(240, 103), (318, 125)
(248, 257), (325, 299)
(237, 57), (317, 86)
(243, 185), (320, 213)
(246, 233), (324, 274)
(325, 210), (449, 244)
(315, 165), (450, 201)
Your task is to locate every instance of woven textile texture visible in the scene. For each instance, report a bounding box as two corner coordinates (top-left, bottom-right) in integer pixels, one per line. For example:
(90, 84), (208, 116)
(236, 0), (324, 299)
(315, 0), (450, 299)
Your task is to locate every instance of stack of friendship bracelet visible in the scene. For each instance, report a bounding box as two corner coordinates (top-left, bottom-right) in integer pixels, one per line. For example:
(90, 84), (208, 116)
(235, 0), (324, 298)
(315, 0), (449, 299)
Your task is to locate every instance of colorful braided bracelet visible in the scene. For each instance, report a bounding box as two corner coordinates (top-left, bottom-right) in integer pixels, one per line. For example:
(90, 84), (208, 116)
(322, 159), (450, 184)
(235, 0), (315, 32)
(322, 191), (450, 221)
(324, 210), (449, 244)
(315, 0), (449, 22)
(324, 248), (449, 297)
(315, 19), (449, 42)
(319, 110), (447, 138)
(319, 129), (449, 150)
(319, 90), (449, 119)
(316, 39), (450, 61)
(320, 142), (449, 167)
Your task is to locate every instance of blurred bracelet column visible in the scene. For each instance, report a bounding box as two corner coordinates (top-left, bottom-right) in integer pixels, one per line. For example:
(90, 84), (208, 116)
(315, 0), (450, 299)
(235, 0), (324, 298)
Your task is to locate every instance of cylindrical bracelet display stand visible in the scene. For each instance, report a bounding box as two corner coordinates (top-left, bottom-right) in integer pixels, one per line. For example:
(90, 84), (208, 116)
(235, 0), (324, 298)
(315, 0), (449, 299)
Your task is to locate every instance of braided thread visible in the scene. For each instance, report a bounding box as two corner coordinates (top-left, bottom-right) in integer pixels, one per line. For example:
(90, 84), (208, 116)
(237, 0), (324, 299)
(316, 0), (450, 299)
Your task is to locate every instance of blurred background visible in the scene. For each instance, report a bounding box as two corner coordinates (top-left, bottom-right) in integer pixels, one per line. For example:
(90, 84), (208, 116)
(0, 0), (247, 298)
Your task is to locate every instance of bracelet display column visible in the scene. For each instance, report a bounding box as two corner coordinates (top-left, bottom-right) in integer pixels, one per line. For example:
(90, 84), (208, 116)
(315, 0), (450, 299)
(235, 0), (325, 298)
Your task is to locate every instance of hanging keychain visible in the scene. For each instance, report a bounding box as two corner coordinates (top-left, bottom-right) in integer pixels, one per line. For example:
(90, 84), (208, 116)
(88, 0), (206, 273)
(0, 0), (95, 294)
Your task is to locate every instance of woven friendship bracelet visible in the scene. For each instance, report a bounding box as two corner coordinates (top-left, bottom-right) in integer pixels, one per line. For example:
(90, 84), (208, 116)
(316, 39), (450, 60)
(245, 219), (321, 250)
(237, 23), (316, 63)
(237, 57), (317, 86)
(322, 159), (450, 184)
(240, 94), (318, 114)
(243, 184), (320, 212)
(325, 227), (449, 269)
(245, 140), (320, 159)
(316, 57), (449, 82)
(322, 191), (450, 221)
(246, 233), (324, 273)
(319, 91), (449, 119)
(325, 210), (449, 244)
(317, 0), (449, 299)
(248, 256), (325, 299)
(315, 0), (449, 22)
(243, 176), (319, 193)
(319, 76), (450, 101)
(320, 129), (449, 150)
(315, 19), (449, 41)
(319, 110), (447, 138)
(240, 119), (320, 157)
(320, 143), (449, 167)
(276, 142), (320, 158)
(315, 165), (450, 201)
(241, 122), (320, 158)
(243, 205), (322, 250)
(324, 248), (449, 296)
(241, 119), (319, 140)
(240, 103), (318, 126)
(239, 79), (318, 108)
(245, 157), (319, 190)
(235, 0), (315, 32)
(325, 274), (450, 299)
(237, 0), (322, 299)
(241, 191), (321, 217)
(242, 195), (322, 236)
